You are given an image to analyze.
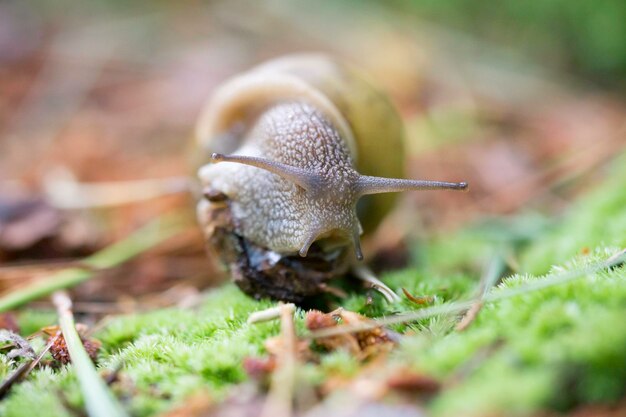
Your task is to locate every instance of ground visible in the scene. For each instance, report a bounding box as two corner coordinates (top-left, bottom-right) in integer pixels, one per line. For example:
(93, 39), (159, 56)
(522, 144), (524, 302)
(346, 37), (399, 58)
(1, 1), (625, 416)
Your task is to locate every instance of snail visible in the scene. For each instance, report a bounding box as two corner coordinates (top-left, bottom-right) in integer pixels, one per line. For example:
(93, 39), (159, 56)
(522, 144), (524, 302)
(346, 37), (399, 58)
(195, 54), (467, 303)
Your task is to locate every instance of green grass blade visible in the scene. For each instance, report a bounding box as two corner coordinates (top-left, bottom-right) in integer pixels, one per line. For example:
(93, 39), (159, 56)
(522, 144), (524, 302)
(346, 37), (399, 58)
(0, 213), (188, 313)
(53, 291), (129, 417)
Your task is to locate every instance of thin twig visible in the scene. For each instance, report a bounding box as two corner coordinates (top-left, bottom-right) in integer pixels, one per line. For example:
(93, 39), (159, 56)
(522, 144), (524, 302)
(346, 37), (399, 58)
(260, 303), (297, 417)
(52, 291), (129, 417)
(308, 248), (626, 339)
(247, 305), (288, 325)
(0, 361), (33, 399)
(454, 302), (484, 332)
(44, 174), (192, 209)
(0, 333), (59, 399)
(0, 213), (188, 313)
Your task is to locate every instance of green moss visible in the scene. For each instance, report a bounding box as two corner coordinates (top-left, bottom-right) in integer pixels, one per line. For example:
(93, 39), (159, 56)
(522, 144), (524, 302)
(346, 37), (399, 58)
(2, 254), (625, 417)
(1, 369), (76, 417)
(432, 363), (555, 417)
(1, 287), (278, 417)
(0, 356), (12, 380)
(393, 248), (626, 416)
(342, 267), (475, 319)
(2, 154), (626, 417)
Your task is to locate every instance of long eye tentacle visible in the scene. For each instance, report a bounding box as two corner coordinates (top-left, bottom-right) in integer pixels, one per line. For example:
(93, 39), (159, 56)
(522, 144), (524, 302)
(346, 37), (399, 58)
(211, 153), (321, 192)
(356, 176), (468, 196)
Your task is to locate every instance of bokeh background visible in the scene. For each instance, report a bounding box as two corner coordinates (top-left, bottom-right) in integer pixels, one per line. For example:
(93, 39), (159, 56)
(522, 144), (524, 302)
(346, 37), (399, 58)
(1, 3), (626, 417)
(1, 0), (625, 300)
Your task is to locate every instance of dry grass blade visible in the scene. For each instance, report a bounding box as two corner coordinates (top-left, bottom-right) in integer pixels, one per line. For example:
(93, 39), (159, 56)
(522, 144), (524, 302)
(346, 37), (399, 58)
(44, 175), (192, 209)
(309, 249), (626, 339)
(247, 305), (283, 324)
(260, 303), (297, 417)
(52, 291), (129, 417)
(0, 213), (188, 313)
(456, 253), (506, 331)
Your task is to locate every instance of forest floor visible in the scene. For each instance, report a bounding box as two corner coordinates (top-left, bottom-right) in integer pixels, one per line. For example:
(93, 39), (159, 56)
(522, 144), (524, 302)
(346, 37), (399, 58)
(1, 2), (625, 416)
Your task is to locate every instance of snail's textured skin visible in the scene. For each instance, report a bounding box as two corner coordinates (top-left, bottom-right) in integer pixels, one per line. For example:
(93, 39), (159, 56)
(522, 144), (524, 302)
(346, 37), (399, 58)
(199, 101), (361, 255)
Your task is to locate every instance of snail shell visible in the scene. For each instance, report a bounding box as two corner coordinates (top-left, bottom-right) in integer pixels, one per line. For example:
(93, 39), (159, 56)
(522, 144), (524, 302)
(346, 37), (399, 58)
(196, 54), (406, 233)
(195, 54), (467, 302)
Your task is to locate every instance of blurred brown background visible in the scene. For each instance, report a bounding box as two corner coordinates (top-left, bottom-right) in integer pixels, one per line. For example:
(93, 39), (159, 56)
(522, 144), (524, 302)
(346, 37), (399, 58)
(1, 0), (625, 304)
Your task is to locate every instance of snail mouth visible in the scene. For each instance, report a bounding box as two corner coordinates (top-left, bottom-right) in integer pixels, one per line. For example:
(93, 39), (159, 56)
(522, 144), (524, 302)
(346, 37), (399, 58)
(299, 228), (362, 261)
(312, 233), (350, 253)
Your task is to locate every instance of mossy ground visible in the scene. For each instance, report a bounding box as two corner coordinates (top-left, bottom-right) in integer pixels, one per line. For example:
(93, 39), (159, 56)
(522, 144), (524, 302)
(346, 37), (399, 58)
(1, 154), (625, 417)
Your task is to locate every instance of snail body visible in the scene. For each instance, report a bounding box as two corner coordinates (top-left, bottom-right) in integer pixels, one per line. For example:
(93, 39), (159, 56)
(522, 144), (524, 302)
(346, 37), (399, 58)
(196, 54), (467, 302)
